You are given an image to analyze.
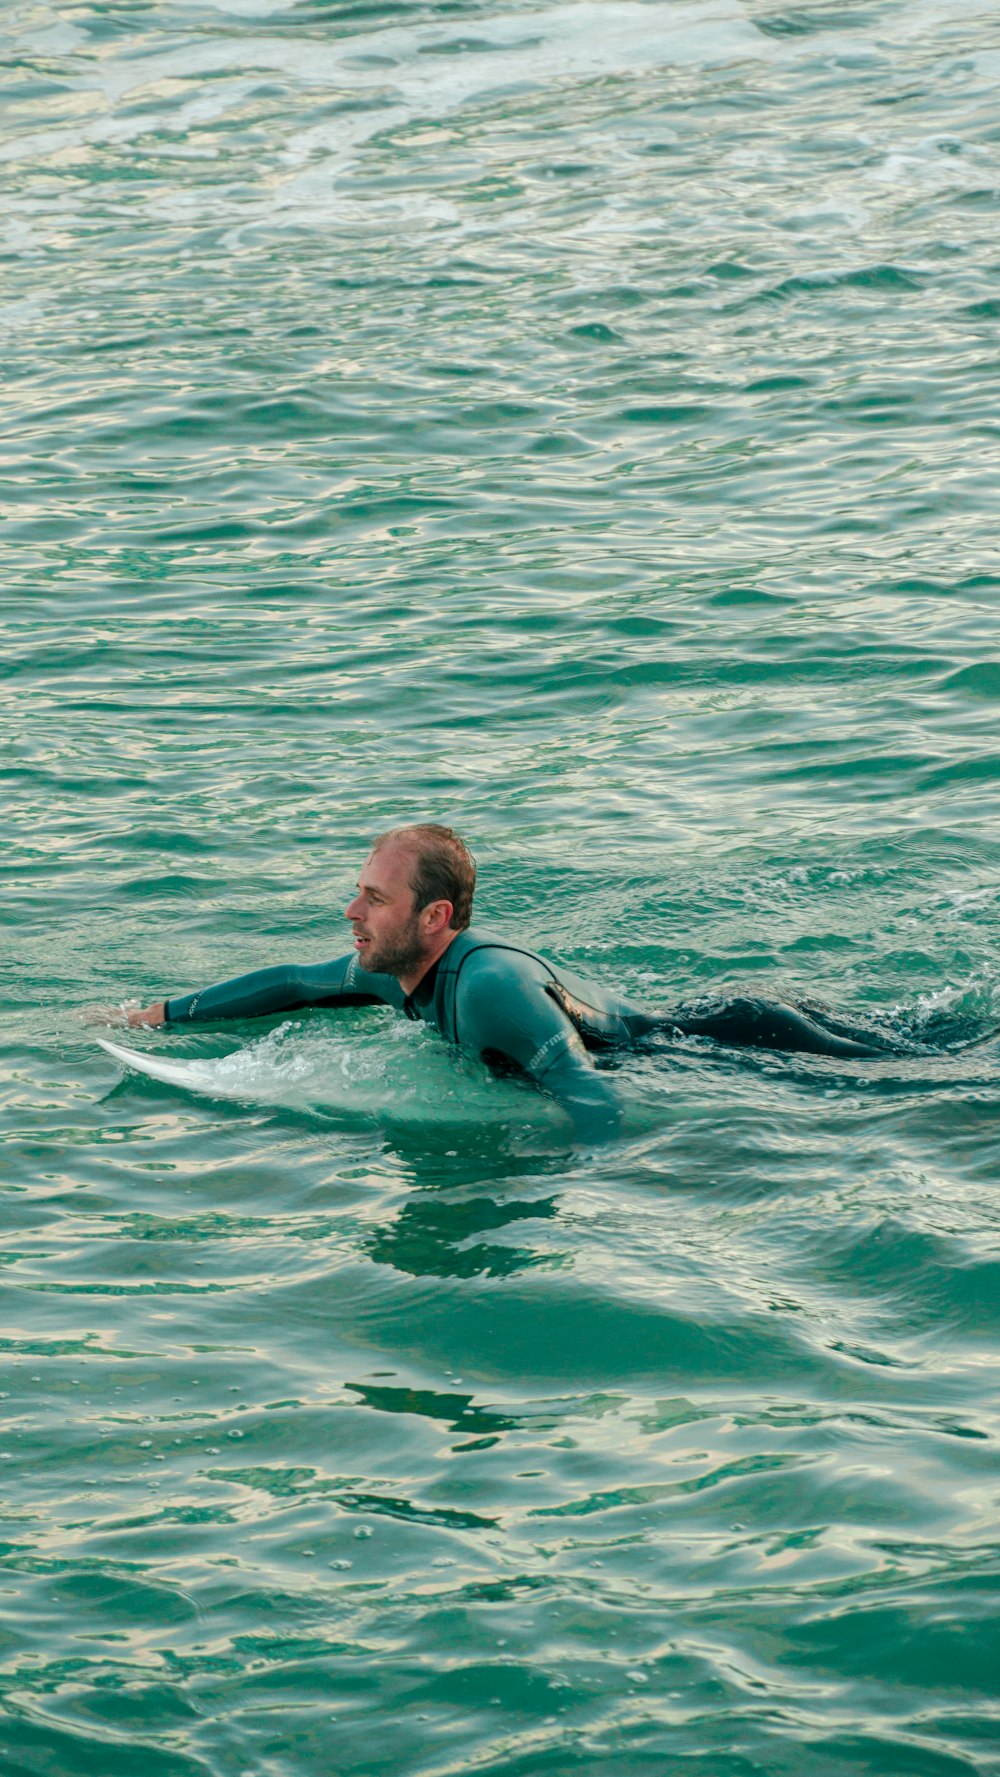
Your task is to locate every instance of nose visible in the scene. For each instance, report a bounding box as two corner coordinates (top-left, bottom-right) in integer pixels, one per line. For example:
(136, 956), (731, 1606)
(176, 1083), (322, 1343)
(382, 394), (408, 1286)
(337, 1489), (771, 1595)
(345, 892), (362, 921)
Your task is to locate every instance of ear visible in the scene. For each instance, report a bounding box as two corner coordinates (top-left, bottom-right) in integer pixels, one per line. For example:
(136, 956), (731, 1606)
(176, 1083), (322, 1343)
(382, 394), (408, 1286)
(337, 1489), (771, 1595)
(422, 898), (454, 936)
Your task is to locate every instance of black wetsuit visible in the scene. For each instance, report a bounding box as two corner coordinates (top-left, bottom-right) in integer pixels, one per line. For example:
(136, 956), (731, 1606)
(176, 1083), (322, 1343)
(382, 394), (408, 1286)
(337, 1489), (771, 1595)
(164, 928), (925, 1142)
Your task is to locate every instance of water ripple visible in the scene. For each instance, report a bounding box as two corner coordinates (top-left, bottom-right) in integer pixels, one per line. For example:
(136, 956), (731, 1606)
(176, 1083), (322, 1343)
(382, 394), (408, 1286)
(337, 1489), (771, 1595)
(3, 0), (1000, 1771)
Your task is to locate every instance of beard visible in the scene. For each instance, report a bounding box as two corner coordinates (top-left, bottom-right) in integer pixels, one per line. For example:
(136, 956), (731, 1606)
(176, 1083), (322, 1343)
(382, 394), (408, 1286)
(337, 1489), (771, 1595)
(358, 914), (426, 980)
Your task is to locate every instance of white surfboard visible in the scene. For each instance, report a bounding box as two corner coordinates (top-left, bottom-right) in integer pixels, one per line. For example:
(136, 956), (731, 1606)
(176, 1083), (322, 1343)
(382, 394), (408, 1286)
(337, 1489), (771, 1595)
(96, 1029), (566, 1133)
(96, 1036), (228, 1094)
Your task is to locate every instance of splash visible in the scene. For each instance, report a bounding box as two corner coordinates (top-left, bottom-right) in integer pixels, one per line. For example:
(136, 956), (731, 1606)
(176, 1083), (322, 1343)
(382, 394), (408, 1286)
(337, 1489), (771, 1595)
(97, 1019), (559, 1130)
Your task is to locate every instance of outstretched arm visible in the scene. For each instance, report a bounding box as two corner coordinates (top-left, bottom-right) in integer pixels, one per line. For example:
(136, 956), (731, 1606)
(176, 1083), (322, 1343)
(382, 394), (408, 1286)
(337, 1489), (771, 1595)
(100, 956), (395, 1029)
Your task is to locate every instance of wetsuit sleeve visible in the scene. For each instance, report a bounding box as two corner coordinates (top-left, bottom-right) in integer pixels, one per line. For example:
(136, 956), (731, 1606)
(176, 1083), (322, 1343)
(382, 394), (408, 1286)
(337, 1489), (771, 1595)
(456, 961), (623, 1143)
(164, 955), (390, 1024)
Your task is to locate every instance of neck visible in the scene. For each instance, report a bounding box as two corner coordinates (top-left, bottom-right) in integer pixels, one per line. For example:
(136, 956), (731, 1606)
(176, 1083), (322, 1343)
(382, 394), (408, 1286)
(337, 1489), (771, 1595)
(397, 927), (460, 996)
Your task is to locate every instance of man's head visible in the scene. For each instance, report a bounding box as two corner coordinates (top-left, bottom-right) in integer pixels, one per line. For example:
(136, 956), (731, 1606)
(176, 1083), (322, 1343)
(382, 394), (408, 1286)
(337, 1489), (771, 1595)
(344, 824), (476, 984)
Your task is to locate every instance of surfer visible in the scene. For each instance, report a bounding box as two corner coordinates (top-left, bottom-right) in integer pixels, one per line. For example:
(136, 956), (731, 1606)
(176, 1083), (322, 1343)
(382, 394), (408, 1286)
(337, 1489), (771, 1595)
(106, 822), (943, 1142)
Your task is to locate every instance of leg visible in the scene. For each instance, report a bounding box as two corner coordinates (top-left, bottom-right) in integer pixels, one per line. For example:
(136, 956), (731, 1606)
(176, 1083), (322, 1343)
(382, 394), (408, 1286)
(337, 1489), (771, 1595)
(655, 995), (903, 1059)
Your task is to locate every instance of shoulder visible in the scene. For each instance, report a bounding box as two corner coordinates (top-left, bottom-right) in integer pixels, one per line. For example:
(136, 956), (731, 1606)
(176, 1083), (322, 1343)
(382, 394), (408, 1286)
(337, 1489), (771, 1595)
(445, 927), (548, 972)
(451, 938), (563, 1056)
(447, 931), (550, 996)
(309, 952), (405, 1007)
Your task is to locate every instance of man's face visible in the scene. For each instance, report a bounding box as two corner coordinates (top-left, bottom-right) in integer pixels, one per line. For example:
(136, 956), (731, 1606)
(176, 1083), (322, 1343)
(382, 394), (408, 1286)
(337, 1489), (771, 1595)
(344, 843), (425, 979)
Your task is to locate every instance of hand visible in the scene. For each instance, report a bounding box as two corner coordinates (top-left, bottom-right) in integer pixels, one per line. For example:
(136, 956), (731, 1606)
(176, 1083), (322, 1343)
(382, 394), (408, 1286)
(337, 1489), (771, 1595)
(126, 1001), (166, 1028)
(84, 1001), (166, 1029)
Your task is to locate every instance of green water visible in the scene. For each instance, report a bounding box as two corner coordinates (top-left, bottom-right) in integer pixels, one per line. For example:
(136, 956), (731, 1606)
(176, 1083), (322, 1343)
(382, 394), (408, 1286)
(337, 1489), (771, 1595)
(3, 0), (1000, 1772)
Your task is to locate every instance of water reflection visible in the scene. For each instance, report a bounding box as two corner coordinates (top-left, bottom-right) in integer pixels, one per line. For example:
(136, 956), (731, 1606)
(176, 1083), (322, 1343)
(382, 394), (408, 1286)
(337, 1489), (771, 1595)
(345, 1379), (518, 1442)
(363, 1187), (562, 1280)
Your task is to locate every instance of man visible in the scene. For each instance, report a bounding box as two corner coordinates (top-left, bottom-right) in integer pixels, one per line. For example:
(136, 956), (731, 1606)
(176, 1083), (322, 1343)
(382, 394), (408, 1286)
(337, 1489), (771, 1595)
(110, 823), (930, 1143)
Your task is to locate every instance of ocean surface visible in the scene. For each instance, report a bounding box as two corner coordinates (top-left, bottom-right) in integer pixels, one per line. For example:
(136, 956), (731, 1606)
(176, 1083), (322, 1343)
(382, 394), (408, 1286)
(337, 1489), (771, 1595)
(3, 0), (1000, 1772)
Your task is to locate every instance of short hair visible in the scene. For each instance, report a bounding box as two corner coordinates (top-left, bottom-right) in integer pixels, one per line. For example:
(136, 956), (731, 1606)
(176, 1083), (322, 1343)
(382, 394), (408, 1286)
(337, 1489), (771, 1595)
(371, 824), (476, 931)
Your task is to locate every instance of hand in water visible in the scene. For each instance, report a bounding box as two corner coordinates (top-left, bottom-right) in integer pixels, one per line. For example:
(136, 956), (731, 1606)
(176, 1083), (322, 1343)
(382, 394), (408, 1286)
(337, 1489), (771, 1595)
(82, 1001), (166, 1029)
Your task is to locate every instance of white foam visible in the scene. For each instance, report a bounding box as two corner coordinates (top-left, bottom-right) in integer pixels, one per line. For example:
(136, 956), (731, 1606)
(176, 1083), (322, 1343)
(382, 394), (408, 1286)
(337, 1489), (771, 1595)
(3, 2), (765, 180)
(97, 1022), (554, 1129)
(172, 0), (301, 13)
(870, 140), (988, 192)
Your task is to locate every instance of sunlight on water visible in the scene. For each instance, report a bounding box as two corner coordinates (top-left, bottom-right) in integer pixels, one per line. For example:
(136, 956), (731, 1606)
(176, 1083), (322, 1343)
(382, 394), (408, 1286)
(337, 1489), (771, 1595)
(2, 0), (999, 1772)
